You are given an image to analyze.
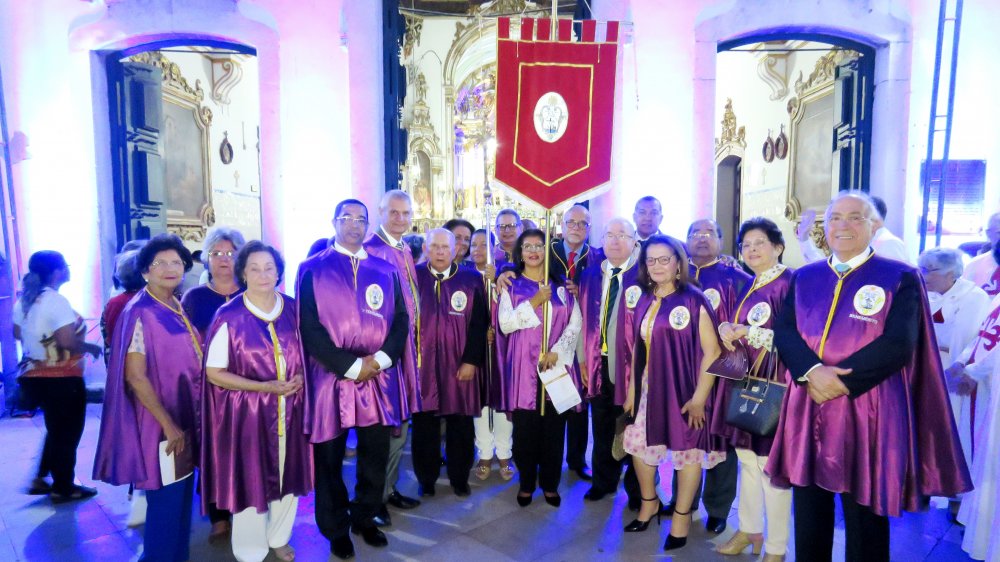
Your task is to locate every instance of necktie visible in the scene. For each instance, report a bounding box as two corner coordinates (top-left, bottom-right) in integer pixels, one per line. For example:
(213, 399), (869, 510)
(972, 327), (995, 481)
(435, 272), (444, 299)
(568, 251), (577, 278)
(834, 263), (851, 275)
(436, 273), (445, 281)
(396, 241), (405, 250)
(601, 267), (622, 353)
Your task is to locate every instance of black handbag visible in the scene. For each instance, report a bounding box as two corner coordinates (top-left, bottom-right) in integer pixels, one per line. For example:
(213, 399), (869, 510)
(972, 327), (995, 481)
(724, 348), (786, 437)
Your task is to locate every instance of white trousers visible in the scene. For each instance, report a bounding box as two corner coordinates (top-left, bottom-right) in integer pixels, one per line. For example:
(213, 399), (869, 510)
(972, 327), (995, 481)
(474, 406), (513, 460)
(735, 448), (792, 556)
(231, 434), (298, 562)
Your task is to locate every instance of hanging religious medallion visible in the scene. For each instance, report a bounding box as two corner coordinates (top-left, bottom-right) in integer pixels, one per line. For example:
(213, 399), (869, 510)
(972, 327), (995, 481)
(775, 124), (788, 160)
(747, 302), (772, 327)
(704, 288), (722, 311)
(451, 290), (468, 312)
(533, 92), (569, 143)
(365, 284), (385, 311)
(853, 285), (886, 317)
(219, 131), (234, 165)
(556, 286), (568, 304)
(762, 130), (775, 163)
(625, 285), (642, 309)
(669, 306), (691, 330)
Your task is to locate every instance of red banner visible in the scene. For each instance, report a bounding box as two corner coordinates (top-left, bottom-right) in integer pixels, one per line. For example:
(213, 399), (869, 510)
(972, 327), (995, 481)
(494, 17), (621, 210)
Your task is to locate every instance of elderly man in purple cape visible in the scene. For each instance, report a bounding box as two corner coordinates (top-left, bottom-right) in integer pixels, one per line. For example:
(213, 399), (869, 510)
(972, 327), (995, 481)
(410, 229), (489, 497)
(298, 198), (411, 559)
(660, 218), (750, 534)
(201, 242), (312, 562)
(767, 193), (971, 562)
(362, 189), (423, 523)
(577, 217), (642, 506)
(94, 234), (202, 562)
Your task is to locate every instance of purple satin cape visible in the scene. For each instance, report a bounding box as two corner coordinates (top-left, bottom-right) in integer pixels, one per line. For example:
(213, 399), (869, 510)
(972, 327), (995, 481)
(578, 260), (641, 400)
(709, 267), (793, 456)
(200, 294), (313, 514)
(181, 284), (242, 340)
(93, 290), (203, 490)
(499, 276), (581, 412)
(690, 260), (752, 324)
(364, 233), (423, 415)
(630, 286), (725, 452)
(764, 256), (972, 517)
(484, 275), (506, 410)
(296, 248), (408, 443)
(416, 265), (484, 416)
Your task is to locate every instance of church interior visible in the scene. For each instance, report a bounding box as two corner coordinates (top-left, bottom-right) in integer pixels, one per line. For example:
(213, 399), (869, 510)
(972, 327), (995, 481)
(0, 0), (999, 560)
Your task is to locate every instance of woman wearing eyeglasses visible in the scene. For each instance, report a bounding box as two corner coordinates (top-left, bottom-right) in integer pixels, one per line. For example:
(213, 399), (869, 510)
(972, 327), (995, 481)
(95, 233), (202, 562)
(181, 227), (246, 340)
(711, 218), (793, 561)
(623, 234), (723, 552)
(497, 229), (582, 507)
(201, 241), (311, 562)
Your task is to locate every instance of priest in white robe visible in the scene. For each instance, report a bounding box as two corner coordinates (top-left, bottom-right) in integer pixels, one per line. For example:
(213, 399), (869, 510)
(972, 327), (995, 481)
(921, 248), (991, 471)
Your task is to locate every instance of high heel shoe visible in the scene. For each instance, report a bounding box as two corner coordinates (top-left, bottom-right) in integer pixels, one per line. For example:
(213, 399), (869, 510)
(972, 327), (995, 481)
(715, 530), (763, 555)
(543, 492), (561, 507)
(624, 496), (662, 532)
(663, 507), (692, 551)
(516, 491), (533, 507)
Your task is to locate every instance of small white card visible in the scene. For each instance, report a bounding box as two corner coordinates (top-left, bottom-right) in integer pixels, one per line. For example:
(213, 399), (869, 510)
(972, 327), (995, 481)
(538, 366), (582, 414)
(158, 438), (193, 485)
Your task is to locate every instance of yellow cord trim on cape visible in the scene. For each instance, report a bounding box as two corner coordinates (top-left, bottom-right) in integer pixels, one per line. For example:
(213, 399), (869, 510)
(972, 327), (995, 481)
(691, 258), (720, 281)
(146, 288), (203, 362)
(245, 293), (286, 437)
(732, 264), (787, 322)
(816, 252), (876, 359)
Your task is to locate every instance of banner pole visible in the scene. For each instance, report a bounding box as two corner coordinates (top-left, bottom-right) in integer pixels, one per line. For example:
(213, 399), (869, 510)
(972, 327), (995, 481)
(550, 2), (557, 40)
(539, 207), (553, 415)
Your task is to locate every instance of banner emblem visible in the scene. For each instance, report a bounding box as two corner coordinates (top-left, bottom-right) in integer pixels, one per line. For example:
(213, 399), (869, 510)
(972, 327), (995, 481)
(534, 92), (569, 142)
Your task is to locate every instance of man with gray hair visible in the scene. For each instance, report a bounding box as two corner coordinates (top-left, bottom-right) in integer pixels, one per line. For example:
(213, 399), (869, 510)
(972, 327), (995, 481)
(577, 217), (641, 505)
(363, 189), (423, 523)
(920, 247), (990, 486)
(962, 211), (1000, 295)
(768, 192), (970, 561)
(410, 228), (489, 497)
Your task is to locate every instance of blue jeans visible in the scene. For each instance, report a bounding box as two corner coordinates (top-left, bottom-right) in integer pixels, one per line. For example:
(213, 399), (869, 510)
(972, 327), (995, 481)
(141, 477), (193, 562)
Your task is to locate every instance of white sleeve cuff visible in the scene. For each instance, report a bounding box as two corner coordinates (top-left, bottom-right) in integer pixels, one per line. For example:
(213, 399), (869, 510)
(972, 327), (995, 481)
(797, 363), (823, 383)
(344, 358), (362, 380)
(374, 351), (391, 370)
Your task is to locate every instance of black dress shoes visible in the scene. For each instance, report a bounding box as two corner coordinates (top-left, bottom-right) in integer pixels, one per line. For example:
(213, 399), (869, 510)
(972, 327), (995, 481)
(371, 505), (391, 527)
(571, 466), (593, 481)
(351, 525), (388, 548)
(452, 482), (471, 497)
(387, 490), (421, 509)
(705, 516), (727, 534)
(543, 492), (561, 507)
(516, 492), (533, 507)
(583, 487), (609, 501)
(418, 484), (436, 497)
(331, 536), (355, 559)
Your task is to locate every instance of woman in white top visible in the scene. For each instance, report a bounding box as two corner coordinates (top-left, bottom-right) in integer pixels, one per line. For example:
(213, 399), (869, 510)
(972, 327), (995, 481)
(12, 250), (101, 501)
(201, 241), (311, 562)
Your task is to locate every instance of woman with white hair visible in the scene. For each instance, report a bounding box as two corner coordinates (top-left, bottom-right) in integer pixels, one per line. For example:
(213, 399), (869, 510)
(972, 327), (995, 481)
(179, 226), (246, 542)
(920, 247), (990, 520)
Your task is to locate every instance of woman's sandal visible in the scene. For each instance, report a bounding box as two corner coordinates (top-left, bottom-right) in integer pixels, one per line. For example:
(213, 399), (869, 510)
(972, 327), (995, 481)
(272, 545), (295, 561)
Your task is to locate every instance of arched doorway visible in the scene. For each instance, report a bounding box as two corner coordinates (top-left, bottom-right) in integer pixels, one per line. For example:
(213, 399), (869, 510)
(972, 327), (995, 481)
(713, 35), (875, 264)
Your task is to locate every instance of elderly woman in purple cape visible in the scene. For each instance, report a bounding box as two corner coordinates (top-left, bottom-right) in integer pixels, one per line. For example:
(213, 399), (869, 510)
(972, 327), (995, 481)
(710, 218), (793, 561)
(93, 234), (202, 562)
(468, 229), (514, 480)
(497, 229), (582, 508)
(622, 235), (724, 552)
(201, 241), (312, 562)
(181, 226), (245, 338)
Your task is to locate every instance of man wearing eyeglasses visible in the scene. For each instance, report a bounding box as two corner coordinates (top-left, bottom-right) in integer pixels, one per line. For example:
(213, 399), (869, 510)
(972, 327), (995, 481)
(767, 192), (970, 562)
(363, 190), (424, 525)
(546, 204), (604, 481)
(577, 217), (642, 506)
(297, 198), (411, 559)
(494, 209), (524, 264)
(664, 218), (750, 534)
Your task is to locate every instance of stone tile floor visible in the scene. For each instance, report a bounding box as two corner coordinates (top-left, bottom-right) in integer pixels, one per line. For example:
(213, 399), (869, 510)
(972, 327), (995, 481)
(0, 405), (977, 561)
